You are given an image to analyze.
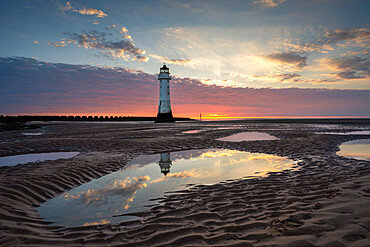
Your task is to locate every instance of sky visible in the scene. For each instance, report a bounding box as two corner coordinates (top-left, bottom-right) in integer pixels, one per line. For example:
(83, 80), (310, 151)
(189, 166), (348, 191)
(0, 0), (369, 119)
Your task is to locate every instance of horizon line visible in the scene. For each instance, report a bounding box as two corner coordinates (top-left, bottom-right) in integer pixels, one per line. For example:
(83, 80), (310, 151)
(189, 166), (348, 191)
(1, 114), (370, 120)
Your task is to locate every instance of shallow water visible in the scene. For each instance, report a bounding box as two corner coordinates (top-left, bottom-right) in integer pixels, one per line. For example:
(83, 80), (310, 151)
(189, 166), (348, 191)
(182, 126), (242, 134)
(316, 130), (370, 135)
(216, 132), (279, 142)
(182, 129), (204, 134)
(22, 132), (44, 136)
(337, 139), (370, 161)
(38, 149), (296, 227)
(0, 152), (80, 167)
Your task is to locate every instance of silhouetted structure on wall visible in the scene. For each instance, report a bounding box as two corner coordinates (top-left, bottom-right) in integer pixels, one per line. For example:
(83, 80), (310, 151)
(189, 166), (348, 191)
(0, 115), (192, 124)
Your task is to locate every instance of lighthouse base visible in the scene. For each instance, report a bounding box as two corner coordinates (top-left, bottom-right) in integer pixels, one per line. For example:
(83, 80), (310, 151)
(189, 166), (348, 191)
(155, 112), (175, 123)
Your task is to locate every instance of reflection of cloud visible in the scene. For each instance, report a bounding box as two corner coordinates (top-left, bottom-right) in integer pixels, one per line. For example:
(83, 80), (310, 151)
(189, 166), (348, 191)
(167, 170), (196, 178)
(200, 150), (240, 158)
(82, 219), (110, 226)
(338, 144), (370, 161)
(62, 192), (81, 200)
(150, 177), (167, 183)
(122, 195), (135, 210)
(63, 175), (150, 206)
(150, 170), (197, 183)
(338, 152), (370, 160)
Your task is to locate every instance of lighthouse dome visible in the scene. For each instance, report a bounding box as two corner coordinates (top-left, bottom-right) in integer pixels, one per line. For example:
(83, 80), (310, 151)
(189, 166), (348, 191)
(160, 64), (169, 74)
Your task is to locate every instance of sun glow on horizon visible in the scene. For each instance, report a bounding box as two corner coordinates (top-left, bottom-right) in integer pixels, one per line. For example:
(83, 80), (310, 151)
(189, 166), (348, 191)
(4, 112), (369, 121)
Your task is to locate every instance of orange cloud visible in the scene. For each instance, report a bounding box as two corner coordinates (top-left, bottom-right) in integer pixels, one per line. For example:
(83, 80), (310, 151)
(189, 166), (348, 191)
(82, 219), (110, 226)
(254, 0), (286, 8)
(61, 2), (107, 18)
(75, 8), (107, 18)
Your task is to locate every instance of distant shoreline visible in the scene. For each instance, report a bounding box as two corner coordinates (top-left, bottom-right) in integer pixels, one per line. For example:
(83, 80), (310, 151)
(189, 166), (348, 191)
(1, 115), (370, 125)
(0, 115), (194, 123)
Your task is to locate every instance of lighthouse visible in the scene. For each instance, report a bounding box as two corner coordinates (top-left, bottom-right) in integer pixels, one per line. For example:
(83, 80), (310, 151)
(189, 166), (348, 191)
(155, 64), (175, 123)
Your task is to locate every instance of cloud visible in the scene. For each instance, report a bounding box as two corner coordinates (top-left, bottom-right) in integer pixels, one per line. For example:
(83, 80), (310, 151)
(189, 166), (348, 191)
(120, 27), (133, 41)
(166, 170), (195, 178)
(60, 1), (72, 11)
(48, 41), (67, 47)
(33, 40), (39, 44)
(150, 54), (192, 66)
(275, 73), (302, 82)
(82, 219), (110, 226)
(133, 55), (149, 63)
(67, 175), (151, 206)
(50, 30), (148, 62)
(0, 57), (369, 117)
(278, 27), (369, 57)
(253, 73), (302, 83)
(321, 56), (370, 79)
(306, 78), (340, 84)
(324, 28), (370, 44)
(263, 52), (307, 69)
(75, 8), (107, 18)
(282, 42), (322, 53)
(254, 0), (286, 8)
(150, 170), (197, 183)
(60, 1), (107, 18)
(106, 24), (117, 30)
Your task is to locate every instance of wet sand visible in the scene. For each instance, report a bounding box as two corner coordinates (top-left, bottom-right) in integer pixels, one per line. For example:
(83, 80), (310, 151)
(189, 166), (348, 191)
(0, 120), (369, 246)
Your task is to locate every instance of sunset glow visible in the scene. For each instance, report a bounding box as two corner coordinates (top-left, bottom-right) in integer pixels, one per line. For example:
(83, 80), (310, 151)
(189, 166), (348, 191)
(0, 1), (369, 118)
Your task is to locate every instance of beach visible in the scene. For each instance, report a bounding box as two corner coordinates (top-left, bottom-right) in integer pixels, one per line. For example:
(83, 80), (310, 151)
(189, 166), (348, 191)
(0, 120), (369, 246)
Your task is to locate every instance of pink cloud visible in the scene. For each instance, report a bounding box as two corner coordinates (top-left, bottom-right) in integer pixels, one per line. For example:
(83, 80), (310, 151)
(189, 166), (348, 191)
(0, 57), (369, 118)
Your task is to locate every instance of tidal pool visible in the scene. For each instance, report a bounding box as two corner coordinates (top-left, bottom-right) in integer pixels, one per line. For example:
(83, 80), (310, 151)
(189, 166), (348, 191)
(217, 132), (279, 142)
(182, 129), (204, 134)
(182, 126), (242, 134)
(38, 149), (296, 227)
(0, 152), (80, 167)
(22, 132), (44, 136)
(337, 139), (370, 161)
(316, 130), (370, 135)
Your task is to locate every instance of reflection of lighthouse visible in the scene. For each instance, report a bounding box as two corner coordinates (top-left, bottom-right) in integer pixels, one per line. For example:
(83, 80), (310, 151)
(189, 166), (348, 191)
(155, 65), (175, 123)
(159, 153), (172, 175)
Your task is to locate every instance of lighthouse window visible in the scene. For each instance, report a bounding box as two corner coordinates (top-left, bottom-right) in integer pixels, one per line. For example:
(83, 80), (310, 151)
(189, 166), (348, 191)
(168, 92), (169, 95)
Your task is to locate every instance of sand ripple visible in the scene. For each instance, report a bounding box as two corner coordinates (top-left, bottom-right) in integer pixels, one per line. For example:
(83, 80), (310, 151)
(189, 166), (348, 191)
(0, 122), (369, 246)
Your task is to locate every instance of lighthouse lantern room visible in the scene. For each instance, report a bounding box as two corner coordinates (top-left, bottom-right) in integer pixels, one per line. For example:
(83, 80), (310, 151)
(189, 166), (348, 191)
(155, 64), (175, 123)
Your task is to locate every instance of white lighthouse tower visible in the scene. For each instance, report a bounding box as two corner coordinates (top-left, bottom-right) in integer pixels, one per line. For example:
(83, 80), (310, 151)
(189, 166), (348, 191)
(155, 64), (175, 123)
